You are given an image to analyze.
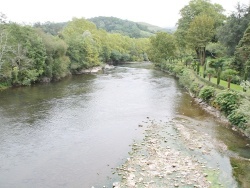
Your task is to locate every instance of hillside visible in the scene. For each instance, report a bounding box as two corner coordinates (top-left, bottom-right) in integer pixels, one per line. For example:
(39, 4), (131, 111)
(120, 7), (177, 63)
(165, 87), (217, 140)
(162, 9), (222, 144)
(33, 22), (67, 36)
(33, 17), (169, 38)
(88, 16), (167, 38)
(137, 22), (168, 32)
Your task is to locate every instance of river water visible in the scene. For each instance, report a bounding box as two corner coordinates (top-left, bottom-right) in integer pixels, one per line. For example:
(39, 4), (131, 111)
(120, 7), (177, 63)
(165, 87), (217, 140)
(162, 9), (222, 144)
(0, 63), (249, 188)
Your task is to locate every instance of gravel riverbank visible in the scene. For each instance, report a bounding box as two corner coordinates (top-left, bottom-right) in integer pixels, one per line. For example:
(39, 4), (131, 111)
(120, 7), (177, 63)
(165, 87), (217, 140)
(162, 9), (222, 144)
(112, 117), (238, 188)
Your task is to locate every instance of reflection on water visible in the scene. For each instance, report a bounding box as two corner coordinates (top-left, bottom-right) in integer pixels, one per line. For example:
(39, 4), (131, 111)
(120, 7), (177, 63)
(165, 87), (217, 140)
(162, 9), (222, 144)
(0, 62), (249, 187)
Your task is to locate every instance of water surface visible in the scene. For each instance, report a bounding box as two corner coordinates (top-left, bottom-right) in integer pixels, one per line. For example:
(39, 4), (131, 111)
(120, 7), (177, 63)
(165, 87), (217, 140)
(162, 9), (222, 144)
(0, 63), (249, 187)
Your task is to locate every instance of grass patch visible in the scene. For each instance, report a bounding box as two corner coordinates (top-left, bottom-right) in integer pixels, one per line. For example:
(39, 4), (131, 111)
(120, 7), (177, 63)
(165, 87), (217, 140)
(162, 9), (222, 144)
(230, 157), (250, 188)
(199, 65), (243, 91)
(209, 77), (242, 91)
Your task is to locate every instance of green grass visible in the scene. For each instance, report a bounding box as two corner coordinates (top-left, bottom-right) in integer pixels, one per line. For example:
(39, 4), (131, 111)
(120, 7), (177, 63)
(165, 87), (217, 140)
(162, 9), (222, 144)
(209, 77), (242, 91)
(198, 66), (243, 92)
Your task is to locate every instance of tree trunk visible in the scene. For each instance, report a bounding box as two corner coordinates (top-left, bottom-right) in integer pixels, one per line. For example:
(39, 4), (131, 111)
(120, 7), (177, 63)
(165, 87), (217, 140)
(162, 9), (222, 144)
(217, 68), (221, 85)
(228, 78), (231, 89)
(203, 62), (207, 78)
(200, 47), (206, 66)
(244, 67), (248, 81)
(197, 62), (200, 75)
(208, 74), (211, 81)
(195, 47), (200, 60)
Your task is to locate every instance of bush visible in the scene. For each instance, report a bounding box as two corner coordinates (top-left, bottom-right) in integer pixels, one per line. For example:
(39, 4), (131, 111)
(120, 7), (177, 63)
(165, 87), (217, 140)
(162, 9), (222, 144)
(173, 63), (185, 76)
(179, 69), (192, 88)
(190, 82), (200, 96)
(214, 90), (239, 116)
(199, 86), (215, 102)
(228, 110), (247, 130)
(234, 99), (250, 130)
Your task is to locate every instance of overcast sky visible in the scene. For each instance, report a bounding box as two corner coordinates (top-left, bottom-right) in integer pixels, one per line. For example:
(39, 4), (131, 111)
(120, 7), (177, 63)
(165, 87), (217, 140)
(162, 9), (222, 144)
(1, 0), (250, 27)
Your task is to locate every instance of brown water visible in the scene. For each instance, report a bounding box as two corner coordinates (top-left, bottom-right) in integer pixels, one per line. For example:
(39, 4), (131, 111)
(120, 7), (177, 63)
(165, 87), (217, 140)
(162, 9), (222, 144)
(0, 63), (249, 187)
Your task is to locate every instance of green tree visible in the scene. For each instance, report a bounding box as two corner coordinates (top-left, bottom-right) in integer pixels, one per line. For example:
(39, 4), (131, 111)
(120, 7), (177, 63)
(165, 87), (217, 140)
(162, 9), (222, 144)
(0, 25), (8, 70)
(234, 24), (250, 76)
(222, 69), (238, 89)
(36, 29), (70, 80)
(1, 24), (47, 85)
(209, 58), (224, 85)
(62, 18), (100, 71)
(89, 16), (155, 38)
(187, 14), (215, 66)
(176, 0), (225, 63)
(217, 3), (250, 56)
(177, 0), (225, 40)
(206, 42), (226, 58)
(34, 21), (67, 36)
(148, 32), (176, 63)
(206, 68), (215, 81)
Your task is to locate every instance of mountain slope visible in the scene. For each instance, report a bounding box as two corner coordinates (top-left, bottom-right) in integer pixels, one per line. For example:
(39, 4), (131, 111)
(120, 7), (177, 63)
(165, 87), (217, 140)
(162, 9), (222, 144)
(88, 16), (167, 38)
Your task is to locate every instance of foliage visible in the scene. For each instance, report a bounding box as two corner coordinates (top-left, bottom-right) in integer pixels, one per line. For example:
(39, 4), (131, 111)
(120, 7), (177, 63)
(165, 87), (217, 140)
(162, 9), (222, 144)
(177, 0), (225, 47)
(214, 90), (239, 116)
(179, 69), (193, 89)
(176, 0), (226, 67)
(233, 99), (250, 130)
(208, 58), (225, 85)
(0, 24), (47, 85)
(89, 16), (158, 38)
(228, 110), (247, 129)
(61, 18), (102, 70)
(0, 16), (151, 87)
(36, 29), (70, 80)
(234, 24), (250, 76)
(136, 22), (169, 33)
(173, 63), (185, 76)
(240, 80), (250, 92)
(177, 0), (225, 30)
(206, 42), (226, 58)
(187, 14), (215, 48)
(190, 82), (201, 96)
(221, 69), (238, 88)
(148, 32), (176, 63)
(34, 22), (67, 36)
(199, 86), (215, 102)
(217, 3), (250, 56)
(0, 24), (9, 70)
(206, 68), (215, 81)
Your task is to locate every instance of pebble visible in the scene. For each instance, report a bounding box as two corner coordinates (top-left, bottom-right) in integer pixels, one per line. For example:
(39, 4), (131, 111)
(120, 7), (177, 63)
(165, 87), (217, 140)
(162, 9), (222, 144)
(114, 119), (222, 187)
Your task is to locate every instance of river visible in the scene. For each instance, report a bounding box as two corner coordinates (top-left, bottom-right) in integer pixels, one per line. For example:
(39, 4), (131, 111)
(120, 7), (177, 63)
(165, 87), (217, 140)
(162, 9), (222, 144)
(0, 62), (249, 187)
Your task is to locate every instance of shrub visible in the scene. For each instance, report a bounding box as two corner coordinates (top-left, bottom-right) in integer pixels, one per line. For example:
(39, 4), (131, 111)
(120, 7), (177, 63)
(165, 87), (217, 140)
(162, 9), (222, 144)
(179, 69), (192, 88)
(173, 64), (184, 76)
(233, 99), (250, 131)
(199, 86), (215, 102)
(228, 110), (247, 130)
(214, 90), (239, 116)
(190, 82), (200, 96)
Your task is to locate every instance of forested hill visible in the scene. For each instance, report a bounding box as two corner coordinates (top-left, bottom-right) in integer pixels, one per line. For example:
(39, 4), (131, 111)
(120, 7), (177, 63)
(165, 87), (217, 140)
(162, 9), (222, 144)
(137, 22), (174, 33)
(88, 16), (167, 38)
(34, 22), (67, 36)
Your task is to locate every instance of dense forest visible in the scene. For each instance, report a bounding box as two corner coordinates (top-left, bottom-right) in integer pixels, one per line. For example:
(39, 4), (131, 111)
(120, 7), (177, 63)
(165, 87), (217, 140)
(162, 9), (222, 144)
(89, 16), (167, 38)
(0, 17), (150, 86)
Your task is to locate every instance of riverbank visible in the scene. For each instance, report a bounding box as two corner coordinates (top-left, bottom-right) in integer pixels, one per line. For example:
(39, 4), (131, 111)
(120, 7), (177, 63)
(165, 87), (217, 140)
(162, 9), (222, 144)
(75, 64), (115, 74)
(112, 117), (241, 187)
(157, 62), (250, 139)
(0, 64), (115, 91)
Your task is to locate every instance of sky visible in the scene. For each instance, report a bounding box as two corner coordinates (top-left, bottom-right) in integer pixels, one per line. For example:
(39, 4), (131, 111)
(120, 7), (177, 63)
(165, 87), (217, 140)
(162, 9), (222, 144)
(1, 0), (250, 27)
